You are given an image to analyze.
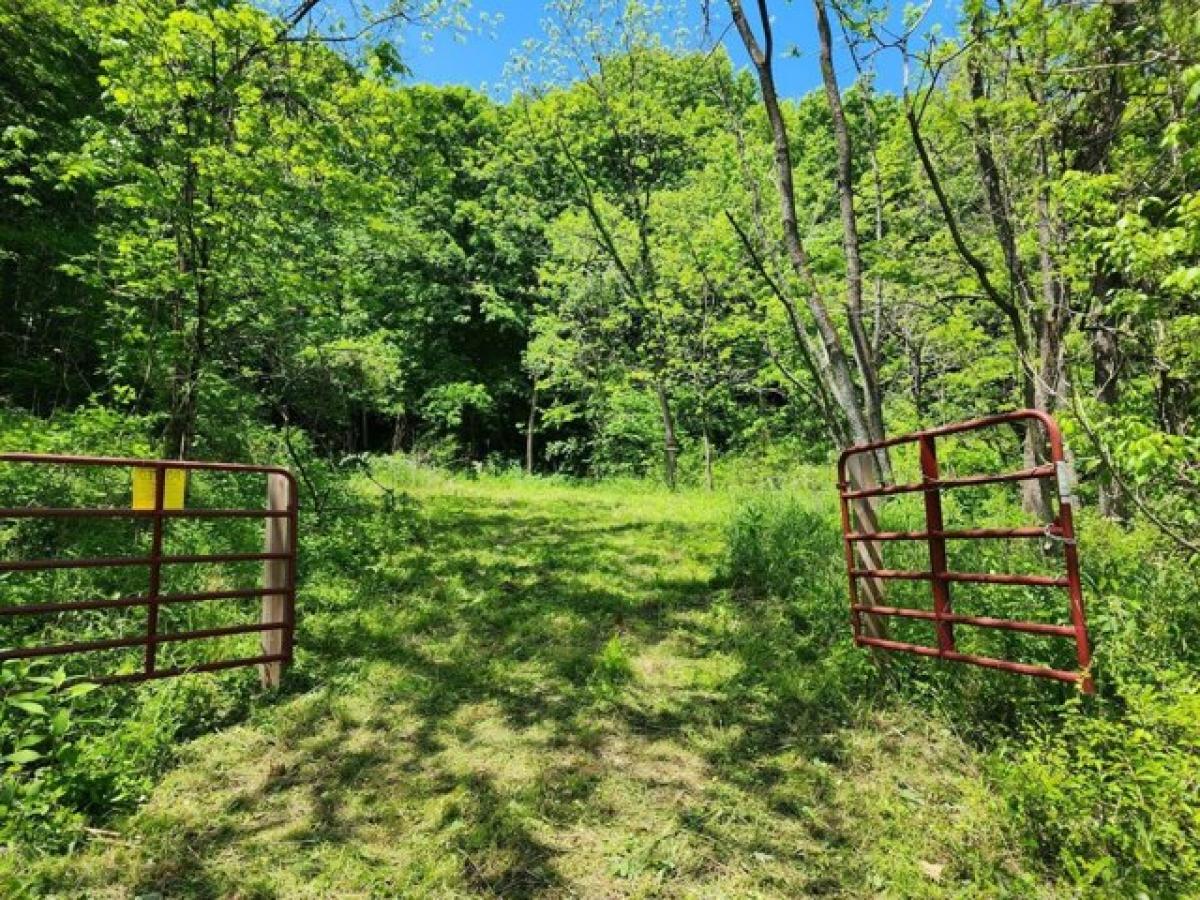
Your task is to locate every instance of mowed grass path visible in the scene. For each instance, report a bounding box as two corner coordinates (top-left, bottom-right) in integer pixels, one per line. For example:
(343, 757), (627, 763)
(34, 473), (1048, 898)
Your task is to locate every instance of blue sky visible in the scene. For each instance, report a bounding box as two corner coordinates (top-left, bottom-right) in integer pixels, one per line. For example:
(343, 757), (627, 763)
(387, 1), (963, 99)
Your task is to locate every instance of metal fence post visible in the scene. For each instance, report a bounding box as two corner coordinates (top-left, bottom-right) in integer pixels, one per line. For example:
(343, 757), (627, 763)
(145, 463), (166, 676)
(918, 435), (955, 654)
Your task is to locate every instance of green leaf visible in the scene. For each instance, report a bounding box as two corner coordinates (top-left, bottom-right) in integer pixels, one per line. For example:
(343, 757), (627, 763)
(7, 700), (46, 716)
(5, 748), (42, 765)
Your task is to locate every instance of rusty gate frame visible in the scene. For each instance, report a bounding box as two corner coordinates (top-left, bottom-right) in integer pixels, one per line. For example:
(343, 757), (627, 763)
(0, 453), (297, 686)
(836, 411), (1094, 693)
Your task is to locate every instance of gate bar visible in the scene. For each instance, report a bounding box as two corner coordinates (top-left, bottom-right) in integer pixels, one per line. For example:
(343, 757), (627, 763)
(0, 551), (290, 572)
(0, 507), (289, 519)
(846, 526), (1053, 541)
(0, 586), (288, 617)
(849, 569), (1069, 587)
(857, 635), (1081, 684)
(95, 653), (287, 686)
(850, 605), (1076, 636)
(0, 452), (291, 473)
(0, 622), (287, 663)
(841, 465), (1055, 499)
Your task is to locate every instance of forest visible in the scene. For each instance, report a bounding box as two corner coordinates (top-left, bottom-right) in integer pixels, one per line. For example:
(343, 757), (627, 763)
(1, 0), (1198, 896)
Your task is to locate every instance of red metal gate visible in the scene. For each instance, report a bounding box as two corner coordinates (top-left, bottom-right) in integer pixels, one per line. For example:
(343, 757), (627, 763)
(0, 453), (297, 686)
(837, 411), (1094, 692)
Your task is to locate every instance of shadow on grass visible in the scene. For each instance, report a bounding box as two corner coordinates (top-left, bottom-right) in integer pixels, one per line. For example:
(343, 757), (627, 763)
(120, 484), (877, 898)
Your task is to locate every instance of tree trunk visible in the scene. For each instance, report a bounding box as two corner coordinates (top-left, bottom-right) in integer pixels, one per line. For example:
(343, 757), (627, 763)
(813, 0), (890, 480)
(163, 98), (204, 461)
(904, 331), (926, 422)
(845, 451), (890, 642)
(727, 0), (873, 454)
(1091, 271), (1125, 518)
(163, 274), (204, 460)
(718, 76), (850, 446)
(525, 377), (538, 476)
(701, 420), (714, 491)
(655, 381), (678, 491)
(163, 352), (198, 460)
(391, 413), (406, 453)
(1020, 405), (1054, 523)
(1092, 320), (1125, 518)
(964, 16), (1056, 521)
(1025, 169), (1068, 523)
(906, 11), (1062, 522)
(726, 213), (849, 446)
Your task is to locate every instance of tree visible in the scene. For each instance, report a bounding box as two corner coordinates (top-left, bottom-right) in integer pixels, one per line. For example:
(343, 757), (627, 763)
(893, 0), (1192, 520)
(812, 0), (888, 473)
(0, 0), (103, 413)
(76, 1), (367, 457)
(513, 4), (738, 489)
(724, 0), (888, 483)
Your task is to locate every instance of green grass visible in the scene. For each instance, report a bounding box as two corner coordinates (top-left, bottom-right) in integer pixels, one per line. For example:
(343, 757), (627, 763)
(11, 470), (1054, 898)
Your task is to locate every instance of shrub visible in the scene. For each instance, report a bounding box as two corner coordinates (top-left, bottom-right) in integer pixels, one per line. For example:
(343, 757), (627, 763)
(993, 513), (1200, 894)
(588, 634), (633, 699)
(0, 664), (96, 847)
(725, 490), (839, 601)
(0, 660), (259, 849)
(1000, 674), (1200, 895)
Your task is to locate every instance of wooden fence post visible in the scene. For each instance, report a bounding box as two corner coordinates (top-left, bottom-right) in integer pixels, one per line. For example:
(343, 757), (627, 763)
(260, 472), (290, 688)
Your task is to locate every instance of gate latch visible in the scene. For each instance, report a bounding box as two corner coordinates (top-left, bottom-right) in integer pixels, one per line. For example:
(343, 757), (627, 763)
(1055, 460), (1076, 506)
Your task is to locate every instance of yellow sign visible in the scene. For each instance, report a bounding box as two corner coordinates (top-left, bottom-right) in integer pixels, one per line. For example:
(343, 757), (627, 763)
(132, 468), (188, 510)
